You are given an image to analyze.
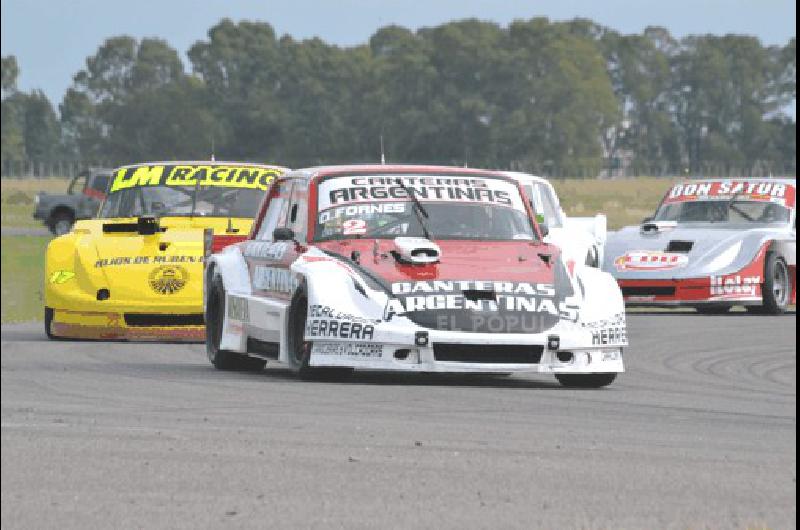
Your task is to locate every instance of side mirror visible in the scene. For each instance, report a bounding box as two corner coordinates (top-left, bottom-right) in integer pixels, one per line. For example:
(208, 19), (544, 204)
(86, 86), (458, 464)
(273, 227), (295, 241)
(539, 223), (550, 238)
(535, 214), (549, 238)
(641, 216), (653, 224)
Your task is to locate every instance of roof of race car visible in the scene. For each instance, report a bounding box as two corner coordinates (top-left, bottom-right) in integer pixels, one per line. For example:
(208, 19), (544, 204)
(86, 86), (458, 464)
(113, 160), (288, 171)
(284, 164), (516, 182)
(676, 177), (796, 186)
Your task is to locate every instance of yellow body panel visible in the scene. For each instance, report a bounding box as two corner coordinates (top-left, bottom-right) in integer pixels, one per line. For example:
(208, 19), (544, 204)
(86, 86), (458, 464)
(44, 216), (253, 341)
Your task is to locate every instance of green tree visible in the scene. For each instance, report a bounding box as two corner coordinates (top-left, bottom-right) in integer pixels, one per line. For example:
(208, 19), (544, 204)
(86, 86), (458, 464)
(62, 36), (219, 162)
(672, 35), (785, 174)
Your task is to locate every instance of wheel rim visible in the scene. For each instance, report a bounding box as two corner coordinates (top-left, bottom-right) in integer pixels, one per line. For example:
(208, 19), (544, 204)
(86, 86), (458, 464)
(772, 259), (789, 306)
(54, 219), (72, 235)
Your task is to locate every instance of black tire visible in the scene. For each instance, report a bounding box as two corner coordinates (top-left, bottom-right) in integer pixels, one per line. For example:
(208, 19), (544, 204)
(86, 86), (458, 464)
(695, 305), (732, 314)
(555, 373), (617, 388)
(286, 288), (314, 376)
(44, 306), (58, 339)
(205, 274), (265, 371)
(754, 252), (791, 315)
(49, 211), (75, 236)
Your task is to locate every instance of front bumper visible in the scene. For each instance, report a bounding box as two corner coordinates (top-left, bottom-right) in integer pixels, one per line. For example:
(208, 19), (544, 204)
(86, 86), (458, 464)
(618, 277), (762, 306)
(49, 308), (204, 341)
(307, 326), (625, 374)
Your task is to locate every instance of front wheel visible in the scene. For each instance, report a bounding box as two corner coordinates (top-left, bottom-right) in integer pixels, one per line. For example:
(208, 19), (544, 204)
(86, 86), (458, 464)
(206, 275), (264, 371)
(555, 373), (617, 388)
(44, 307), (58, 339)
(286, 288), (313, 376)
(747, 252), (790, 315)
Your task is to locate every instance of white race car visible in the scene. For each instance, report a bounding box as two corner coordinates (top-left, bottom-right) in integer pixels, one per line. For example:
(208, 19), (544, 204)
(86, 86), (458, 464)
(506, 172), (607, 268)
(204, 165), (626, 387)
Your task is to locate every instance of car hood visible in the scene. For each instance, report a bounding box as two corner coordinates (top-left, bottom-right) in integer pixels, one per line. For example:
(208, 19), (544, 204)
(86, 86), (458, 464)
(314, 238), (576, 334)
(67, 217), (253, 305)
(603, 223), (790, 279)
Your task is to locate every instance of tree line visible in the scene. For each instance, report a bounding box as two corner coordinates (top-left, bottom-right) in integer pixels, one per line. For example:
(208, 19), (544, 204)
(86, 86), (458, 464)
(1, 17), (796, 177)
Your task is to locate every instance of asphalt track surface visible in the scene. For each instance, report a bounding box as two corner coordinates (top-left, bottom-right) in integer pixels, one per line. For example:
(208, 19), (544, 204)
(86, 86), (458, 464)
(1, 313), (795, 529)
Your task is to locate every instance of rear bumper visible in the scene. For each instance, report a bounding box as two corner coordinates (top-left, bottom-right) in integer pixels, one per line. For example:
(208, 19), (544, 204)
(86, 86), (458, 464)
(50, 308), (204, 342)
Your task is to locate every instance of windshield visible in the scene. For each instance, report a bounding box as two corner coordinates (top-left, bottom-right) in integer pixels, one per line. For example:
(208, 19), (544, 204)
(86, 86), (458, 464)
(653, 180), (795, 227)
(99, 164), (281, 219)
(314, 175), (535, 241)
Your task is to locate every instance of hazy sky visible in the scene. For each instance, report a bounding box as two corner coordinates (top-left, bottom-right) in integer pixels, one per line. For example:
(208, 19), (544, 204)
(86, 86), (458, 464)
(1, 0), (796, 107)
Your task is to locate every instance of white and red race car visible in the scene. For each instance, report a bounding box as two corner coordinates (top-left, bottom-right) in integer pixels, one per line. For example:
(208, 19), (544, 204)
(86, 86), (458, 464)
(603, 178), (796, 313)
(505, 172), (607, 268)
(204, 165), (626, 387)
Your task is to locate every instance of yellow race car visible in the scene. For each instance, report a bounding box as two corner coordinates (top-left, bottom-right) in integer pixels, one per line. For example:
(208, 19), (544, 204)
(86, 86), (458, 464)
(44, 161), (286, 341)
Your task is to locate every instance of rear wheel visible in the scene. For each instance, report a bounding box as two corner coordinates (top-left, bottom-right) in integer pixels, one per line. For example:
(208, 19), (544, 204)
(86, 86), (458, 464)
(206, 274), (264, 371)
(555, 373), (617, 388)
(49, 212), (74, 236)
(747, 252), (790, 315)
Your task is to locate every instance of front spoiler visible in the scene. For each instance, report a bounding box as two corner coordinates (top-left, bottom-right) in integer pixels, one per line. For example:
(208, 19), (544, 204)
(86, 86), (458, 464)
(619, 277), (762, 307)
(306, 331), (625, 374)
(50, 309), (204, 342)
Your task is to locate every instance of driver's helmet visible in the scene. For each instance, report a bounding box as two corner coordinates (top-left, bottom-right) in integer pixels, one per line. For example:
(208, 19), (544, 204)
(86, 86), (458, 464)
(758, 203), (787, 223)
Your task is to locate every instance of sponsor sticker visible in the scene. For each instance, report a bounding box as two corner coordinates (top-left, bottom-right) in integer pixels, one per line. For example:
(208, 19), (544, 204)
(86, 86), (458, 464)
(317, 175), (526, 212)
(95, 255), (203, 268)
(663, 180), (795, 207)
(312, 342), (383, 359)
(49, 270), (75, 284)
(384, 279), (579, 333)
(342, 219), (367, 235)
(614, 251), (689, 271)
(710, 274), (761, 298)
(110, 165), (281, 193)
(590, 327), (628, 346)
(243, 241), (290, 260)
(227, 295), (249, 322)
(252, 266), (298, 293)
(148, 265), (189, 295)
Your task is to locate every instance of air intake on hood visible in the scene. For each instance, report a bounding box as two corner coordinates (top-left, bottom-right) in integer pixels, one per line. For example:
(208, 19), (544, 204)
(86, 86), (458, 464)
(391, 237), (441, 265)
(666, 240), (694, 253)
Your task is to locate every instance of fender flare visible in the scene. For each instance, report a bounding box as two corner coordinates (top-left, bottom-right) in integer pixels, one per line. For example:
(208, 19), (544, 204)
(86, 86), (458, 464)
(204, 247), (251, 308)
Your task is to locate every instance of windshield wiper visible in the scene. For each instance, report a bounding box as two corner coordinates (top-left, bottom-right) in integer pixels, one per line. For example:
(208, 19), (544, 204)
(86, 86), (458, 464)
(395, 178), (432, 240)
(726, 191), (756, 222)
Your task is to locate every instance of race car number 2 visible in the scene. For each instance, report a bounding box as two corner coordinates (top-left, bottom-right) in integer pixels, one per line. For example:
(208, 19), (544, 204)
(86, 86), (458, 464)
(342, 219), (367, 235)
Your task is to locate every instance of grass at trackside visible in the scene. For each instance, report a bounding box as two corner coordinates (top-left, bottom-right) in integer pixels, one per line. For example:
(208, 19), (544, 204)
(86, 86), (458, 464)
(551, 177), (680, 230)
(1, 177), (70, 229)
(1, 235), (50, 323)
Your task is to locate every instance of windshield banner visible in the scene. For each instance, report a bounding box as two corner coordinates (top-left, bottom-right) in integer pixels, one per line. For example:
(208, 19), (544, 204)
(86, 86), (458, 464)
(317, 175), (527, 212)
(110, 165), (281, 193)
(663, 180), (796, 207)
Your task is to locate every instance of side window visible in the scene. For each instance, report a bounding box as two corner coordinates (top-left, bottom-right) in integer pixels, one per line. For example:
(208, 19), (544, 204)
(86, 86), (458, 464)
(256, 180), (293, 241)
(286, 180), (309, 243)
(538, 185), (563, 228)
(90, 175), (111, 194)
(528, 184), (545, 219)
(100, 191), (122, 218)
(68, 174), (88, 195)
